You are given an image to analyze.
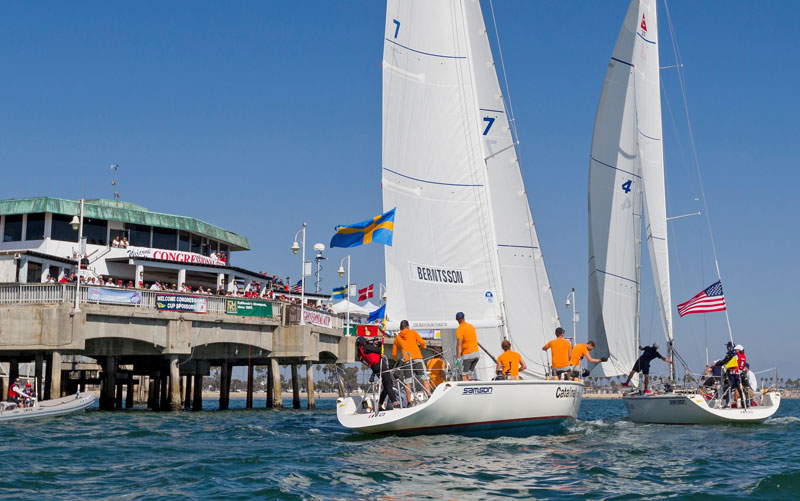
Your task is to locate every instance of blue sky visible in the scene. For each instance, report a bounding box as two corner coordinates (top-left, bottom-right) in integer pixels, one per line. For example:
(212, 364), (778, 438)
(1, 1), (797, 377)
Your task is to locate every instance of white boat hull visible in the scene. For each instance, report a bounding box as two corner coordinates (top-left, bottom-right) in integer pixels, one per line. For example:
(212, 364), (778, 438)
(337, 379), (583, 435)
(0, 393), (95, 422)
(623, 391), (781, 424)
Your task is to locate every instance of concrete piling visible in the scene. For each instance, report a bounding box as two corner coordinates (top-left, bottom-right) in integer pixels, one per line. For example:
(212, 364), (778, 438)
(183, 374), (193, 410)
(47, 352), (61, 400)
(246, 363), (254, 409)
(306, 362), (315, 410)
(168, 356), (181, 411)
(291, 364), (301, 409)
(126, 377), (134, 409)
(34, 354), (43, 398)
(192, 372), (203, 411)
(100, 356), (117, 410)
(270, 358), (282, 409)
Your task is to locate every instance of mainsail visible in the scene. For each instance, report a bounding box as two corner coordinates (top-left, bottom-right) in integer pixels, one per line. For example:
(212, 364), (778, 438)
(588, 0), (672, 378)
(382, 0), (559, 377)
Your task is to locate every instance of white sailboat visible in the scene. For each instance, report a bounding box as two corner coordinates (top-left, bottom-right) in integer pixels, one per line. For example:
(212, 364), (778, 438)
(588, 0), (780, 424)
(336, 0), (583, 435)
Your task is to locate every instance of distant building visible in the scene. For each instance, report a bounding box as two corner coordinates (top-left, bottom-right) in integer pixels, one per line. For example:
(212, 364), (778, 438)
(0, 197), (267, 292)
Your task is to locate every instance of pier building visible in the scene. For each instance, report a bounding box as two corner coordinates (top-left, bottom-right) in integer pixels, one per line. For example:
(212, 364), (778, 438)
(0, 197), (354, 411)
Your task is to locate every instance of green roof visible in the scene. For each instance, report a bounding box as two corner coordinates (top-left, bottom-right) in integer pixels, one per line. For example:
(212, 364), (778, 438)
(0, 197), (250, 250)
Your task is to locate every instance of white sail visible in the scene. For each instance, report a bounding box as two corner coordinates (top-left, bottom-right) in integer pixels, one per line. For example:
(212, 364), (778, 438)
(588, 0), (643, 377)
(635, 0), (673, 345)
(461, 0), (560, 376)
(382, 0), (558, 377)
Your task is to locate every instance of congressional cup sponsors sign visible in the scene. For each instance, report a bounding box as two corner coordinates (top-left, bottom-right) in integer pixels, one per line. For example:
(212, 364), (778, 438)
(408, 263), (472, 286)
(225, 299), (273, 318)
(88, 287), (142, 305)
(302, 309), (333, 328)
(155, 294), (208, 313)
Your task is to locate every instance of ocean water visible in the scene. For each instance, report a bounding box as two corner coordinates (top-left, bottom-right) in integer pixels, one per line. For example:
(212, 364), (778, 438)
(3, 398), (799, 499)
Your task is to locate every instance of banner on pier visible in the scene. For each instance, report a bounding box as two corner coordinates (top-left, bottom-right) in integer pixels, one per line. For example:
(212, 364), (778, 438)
(302, 309), (333, 328)
(225, 299), (273, 318)
(87, 287), (142, 305)
(155, 293), (208, 313)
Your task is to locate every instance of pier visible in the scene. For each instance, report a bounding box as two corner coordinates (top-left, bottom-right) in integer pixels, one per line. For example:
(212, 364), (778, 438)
(0, 284), (355, 411)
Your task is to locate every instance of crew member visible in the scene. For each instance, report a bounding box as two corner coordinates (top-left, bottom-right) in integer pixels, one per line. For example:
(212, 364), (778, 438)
(7, 378), (25, 408)
(23, 382), (36, 407)
(356, 336), (399, 411)
(702, 360), (725, 400)
(728, 344), (747, 407)
(496, 339), (527, 380)
(743, 362), (758, 406)
(621, 343), (672, 393)
(392, 320), (432, 403)
(426, 346), (446, 389)
(569, 340), (604, 380)
(542, 327), (572, 379)
(455, 312), (480, 381)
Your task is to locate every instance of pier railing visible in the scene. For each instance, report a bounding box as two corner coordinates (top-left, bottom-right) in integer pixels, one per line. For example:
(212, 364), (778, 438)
(0, 283), (287, 322)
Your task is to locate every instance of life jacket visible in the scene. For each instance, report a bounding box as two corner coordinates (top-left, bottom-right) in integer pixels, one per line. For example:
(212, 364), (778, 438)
(358, 346), (380, 367)
(8, 384), (21, 398)
(736, 353), (747, 373)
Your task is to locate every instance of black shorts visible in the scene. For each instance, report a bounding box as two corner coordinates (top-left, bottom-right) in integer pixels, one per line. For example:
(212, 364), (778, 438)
(633, 360), (651, 375)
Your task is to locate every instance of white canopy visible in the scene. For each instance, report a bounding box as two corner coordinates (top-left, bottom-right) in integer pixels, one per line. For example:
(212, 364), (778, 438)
(331, 300), (370, 315)
(362, 301), (381, 313)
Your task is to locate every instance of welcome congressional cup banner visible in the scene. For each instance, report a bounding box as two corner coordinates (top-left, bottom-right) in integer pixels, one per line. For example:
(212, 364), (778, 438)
(225, 299), (273, 318)
(302, 309), (333, 328)
(155, 294), (208, 313)
(408, 263), (472, 286)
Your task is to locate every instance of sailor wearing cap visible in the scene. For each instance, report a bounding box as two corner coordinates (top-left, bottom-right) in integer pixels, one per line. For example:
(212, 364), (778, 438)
(455, 312), (480, 381)
(621, 342), (672, 393)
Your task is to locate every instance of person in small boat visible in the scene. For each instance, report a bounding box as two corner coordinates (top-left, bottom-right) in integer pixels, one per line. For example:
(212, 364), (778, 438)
(455, 312), (480, 381)
(496, 339), (527, 380)
(7, 378), (26, 408)
(426, 346), (446, 389)
(23, 382), (36, 407)
(392, 320), (432, 403)
(570, 341), (604, 380)
(621, 343), (672, 393)
(356, 336), (400, 411)
(542, 327), (572, 379)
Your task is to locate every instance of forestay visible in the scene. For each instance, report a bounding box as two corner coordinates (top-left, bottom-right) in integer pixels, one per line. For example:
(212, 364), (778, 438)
(382, 0), (559, 376)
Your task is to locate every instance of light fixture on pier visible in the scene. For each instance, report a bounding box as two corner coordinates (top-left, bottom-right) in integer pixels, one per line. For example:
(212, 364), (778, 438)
(70, 215), (80, 231)
(291, 223), (307, 324)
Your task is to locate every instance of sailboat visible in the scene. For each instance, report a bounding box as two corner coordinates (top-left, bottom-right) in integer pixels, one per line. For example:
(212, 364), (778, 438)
(336, 0), (583, 435)
(587, 0), (780, 424)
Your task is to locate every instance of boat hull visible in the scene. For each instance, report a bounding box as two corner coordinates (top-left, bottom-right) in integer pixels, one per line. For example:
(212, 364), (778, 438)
(623, 391), (781, 424)
(0, 393), (95, 422)
(337, 379), (583, 436)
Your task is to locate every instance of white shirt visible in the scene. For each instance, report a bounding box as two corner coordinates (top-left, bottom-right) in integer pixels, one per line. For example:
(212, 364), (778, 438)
(747, 370), (758, 391)
(150, 284), (161, 290)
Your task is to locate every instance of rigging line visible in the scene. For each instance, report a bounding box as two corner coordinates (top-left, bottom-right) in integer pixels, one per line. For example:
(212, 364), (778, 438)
(664, 0), (734, 344)
(488, 0), (518, 142)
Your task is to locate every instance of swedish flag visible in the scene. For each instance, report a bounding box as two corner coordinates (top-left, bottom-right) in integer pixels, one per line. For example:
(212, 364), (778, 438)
(330, 208), (395, 248)
(332, 286), (348, 299)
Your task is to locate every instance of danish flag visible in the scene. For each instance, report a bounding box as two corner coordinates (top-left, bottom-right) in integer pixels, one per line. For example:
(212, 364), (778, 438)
(641, 14), (647, 32)
(358, 284), (374, 302)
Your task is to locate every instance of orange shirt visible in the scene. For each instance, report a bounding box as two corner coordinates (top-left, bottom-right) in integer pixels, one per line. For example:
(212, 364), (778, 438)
(570, 343), (590, 366)
(427, 357), (446, 387)
(497, 350), (522, 378)
(545, 337), (572, 369)
(456, 321), (478, 355)
(392, 328), (425, 361)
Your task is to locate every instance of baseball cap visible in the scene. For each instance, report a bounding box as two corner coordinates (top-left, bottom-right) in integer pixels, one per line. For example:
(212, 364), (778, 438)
(726, 341), (733, 348)
(734, 344), (744, 351)
(652, 342), (660, 350)
(455, 312), (465, 320)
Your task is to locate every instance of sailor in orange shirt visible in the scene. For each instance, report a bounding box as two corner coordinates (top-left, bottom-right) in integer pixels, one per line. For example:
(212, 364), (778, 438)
(542, 327), (572, 379)
(496, 339), (527, 380)
(569, 341), (605, 379)
(426, 346), (446, 389)
(456, 312), (480, 381)
(392, 320), (432, 403)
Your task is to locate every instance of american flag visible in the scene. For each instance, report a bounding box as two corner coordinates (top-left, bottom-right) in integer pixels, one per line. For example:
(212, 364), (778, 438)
(677, 280), (727, 317)
(358, 283), (374, 302)
(291, 279), (303, 293)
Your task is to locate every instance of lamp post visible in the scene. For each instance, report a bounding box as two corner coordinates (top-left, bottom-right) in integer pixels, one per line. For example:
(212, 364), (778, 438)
(565, 287), (579, 348)
(70, 198), (85, 313)
(313, 243), (325, 294)
(338, 255), (351, 335)
(291, 222), (307, 325)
